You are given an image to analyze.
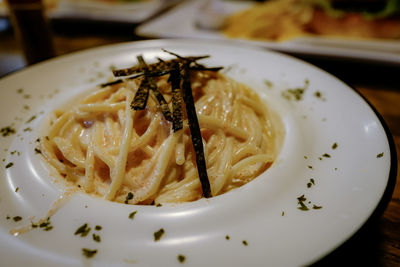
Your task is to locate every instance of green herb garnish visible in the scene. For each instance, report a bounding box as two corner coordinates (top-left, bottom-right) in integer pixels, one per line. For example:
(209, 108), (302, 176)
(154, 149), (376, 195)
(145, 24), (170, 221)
(332, 142), (338, 149)
(5, 162), (14, 168)
(154, 228), (165, 241)
(282, 88), (305, 101)
(281, 80), (309, 101)
(92, 233), (101, 242)
(264, 79), (273, 88)
(307, 178), (315, 188)
(177, 254), (186, 263)
(377, 152), (384, 158)
(129, 211), (137, 220)
(13, 216), (22, 222)
(313, 91), (326, 101)
(26, 115), (37, 123)
(1, 126), (16, 137)
(82, 248), (97, 258)
(75, 223), (91, 237)
(39, 218), (53, 231)
(124, 192), (134, 204)
(242, 240), (248, 246)
(297, 195), (309, 211)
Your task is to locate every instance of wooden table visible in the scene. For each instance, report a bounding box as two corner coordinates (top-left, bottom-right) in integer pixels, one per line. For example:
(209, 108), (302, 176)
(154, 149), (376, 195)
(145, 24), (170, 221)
(0, 17), (399, 267)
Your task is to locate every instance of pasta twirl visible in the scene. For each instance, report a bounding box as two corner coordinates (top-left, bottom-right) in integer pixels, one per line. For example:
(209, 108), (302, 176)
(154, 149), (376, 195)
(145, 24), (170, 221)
(41, 71), (283, 205)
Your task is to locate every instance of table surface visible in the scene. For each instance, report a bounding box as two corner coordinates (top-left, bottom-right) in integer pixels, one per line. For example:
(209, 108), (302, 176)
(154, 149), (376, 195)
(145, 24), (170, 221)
(0, 12), (399, 267)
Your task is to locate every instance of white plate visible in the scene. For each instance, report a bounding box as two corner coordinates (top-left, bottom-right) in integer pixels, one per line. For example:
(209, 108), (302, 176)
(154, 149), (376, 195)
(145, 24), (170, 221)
(136, 0), (400, 64)
(0, 39), (396, 267)
(0, 0), (180, 23)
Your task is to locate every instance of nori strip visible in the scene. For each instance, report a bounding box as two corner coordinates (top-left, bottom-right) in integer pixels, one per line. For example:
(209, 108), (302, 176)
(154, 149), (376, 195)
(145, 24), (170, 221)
(137, 56), (172, 121)
(162, 49), (210, 62)
(168, 66), (183, 131)
(100, 73), (145, 88)
(190, 64), (224, 72)
(113, 60), (174, 77)
(100, 79), (123, 88)
(180, 64), (212, 198)
(113, 54), (218, 79)
(150, 81), (173, 121)
(113, 65), (144, 77)
(131, 76), (150, 110)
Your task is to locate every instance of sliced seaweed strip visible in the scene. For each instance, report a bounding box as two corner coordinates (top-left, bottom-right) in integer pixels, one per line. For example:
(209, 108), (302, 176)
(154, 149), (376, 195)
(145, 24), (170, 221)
(180, 64), (212, 198)
(114, 59), (173, 78)
(131, 76), (150, 110)
(168, 66), (183, 131)
(137, 56), (172, 121)
(100, 79), (123, 88)
(150, 81), (173, 121)
(113, 65), (144, 77)
(101, 73), (145, 88)
(162, 49), (210, 62)
(190, 64), (224, 72)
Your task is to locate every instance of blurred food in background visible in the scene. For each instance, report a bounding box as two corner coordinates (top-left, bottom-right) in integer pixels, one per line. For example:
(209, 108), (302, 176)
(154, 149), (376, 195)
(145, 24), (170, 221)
(223, 0), (400, 41)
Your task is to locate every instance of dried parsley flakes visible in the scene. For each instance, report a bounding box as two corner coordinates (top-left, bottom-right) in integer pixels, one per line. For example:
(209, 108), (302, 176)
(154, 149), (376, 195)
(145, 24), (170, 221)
(1, 126), (16, 137)
(124, 192), (134, 204)
(13, 216), (22, 222)
(5, 162), (14, 168)
(154, 228), (165, 241)
(82, 248), (97, 258)
(297, 195), (309, 211)
(92, 233), (101, 243)
(177, 254), (186, 263)
(75, 223), (91, 237)
(129, 211), (137, 220)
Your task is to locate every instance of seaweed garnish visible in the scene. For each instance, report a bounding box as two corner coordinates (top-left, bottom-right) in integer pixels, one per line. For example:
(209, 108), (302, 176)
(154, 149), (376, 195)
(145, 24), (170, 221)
(169, 62), (184, 131)
(136, 55), (172, 121)
(110, 50), (222, 198)
(180, 63), (211, 198)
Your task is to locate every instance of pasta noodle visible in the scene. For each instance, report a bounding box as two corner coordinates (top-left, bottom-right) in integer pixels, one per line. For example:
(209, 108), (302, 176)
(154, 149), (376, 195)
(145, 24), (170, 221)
(40, 71), (283, 205)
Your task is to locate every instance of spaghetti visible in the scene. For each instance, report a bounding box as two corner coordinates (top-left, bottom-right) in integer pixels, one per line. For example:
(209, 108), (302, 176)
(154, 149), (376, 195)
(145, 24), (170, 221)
(40, 55), (282, 205)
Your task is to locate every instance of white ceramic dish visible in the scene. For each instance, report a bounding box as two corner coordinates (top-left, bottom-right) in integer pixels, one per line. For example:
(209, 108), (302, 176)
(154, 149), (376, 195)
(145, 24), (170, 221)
(0, 39), (396, 267)
(136, 0), (400, 64)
